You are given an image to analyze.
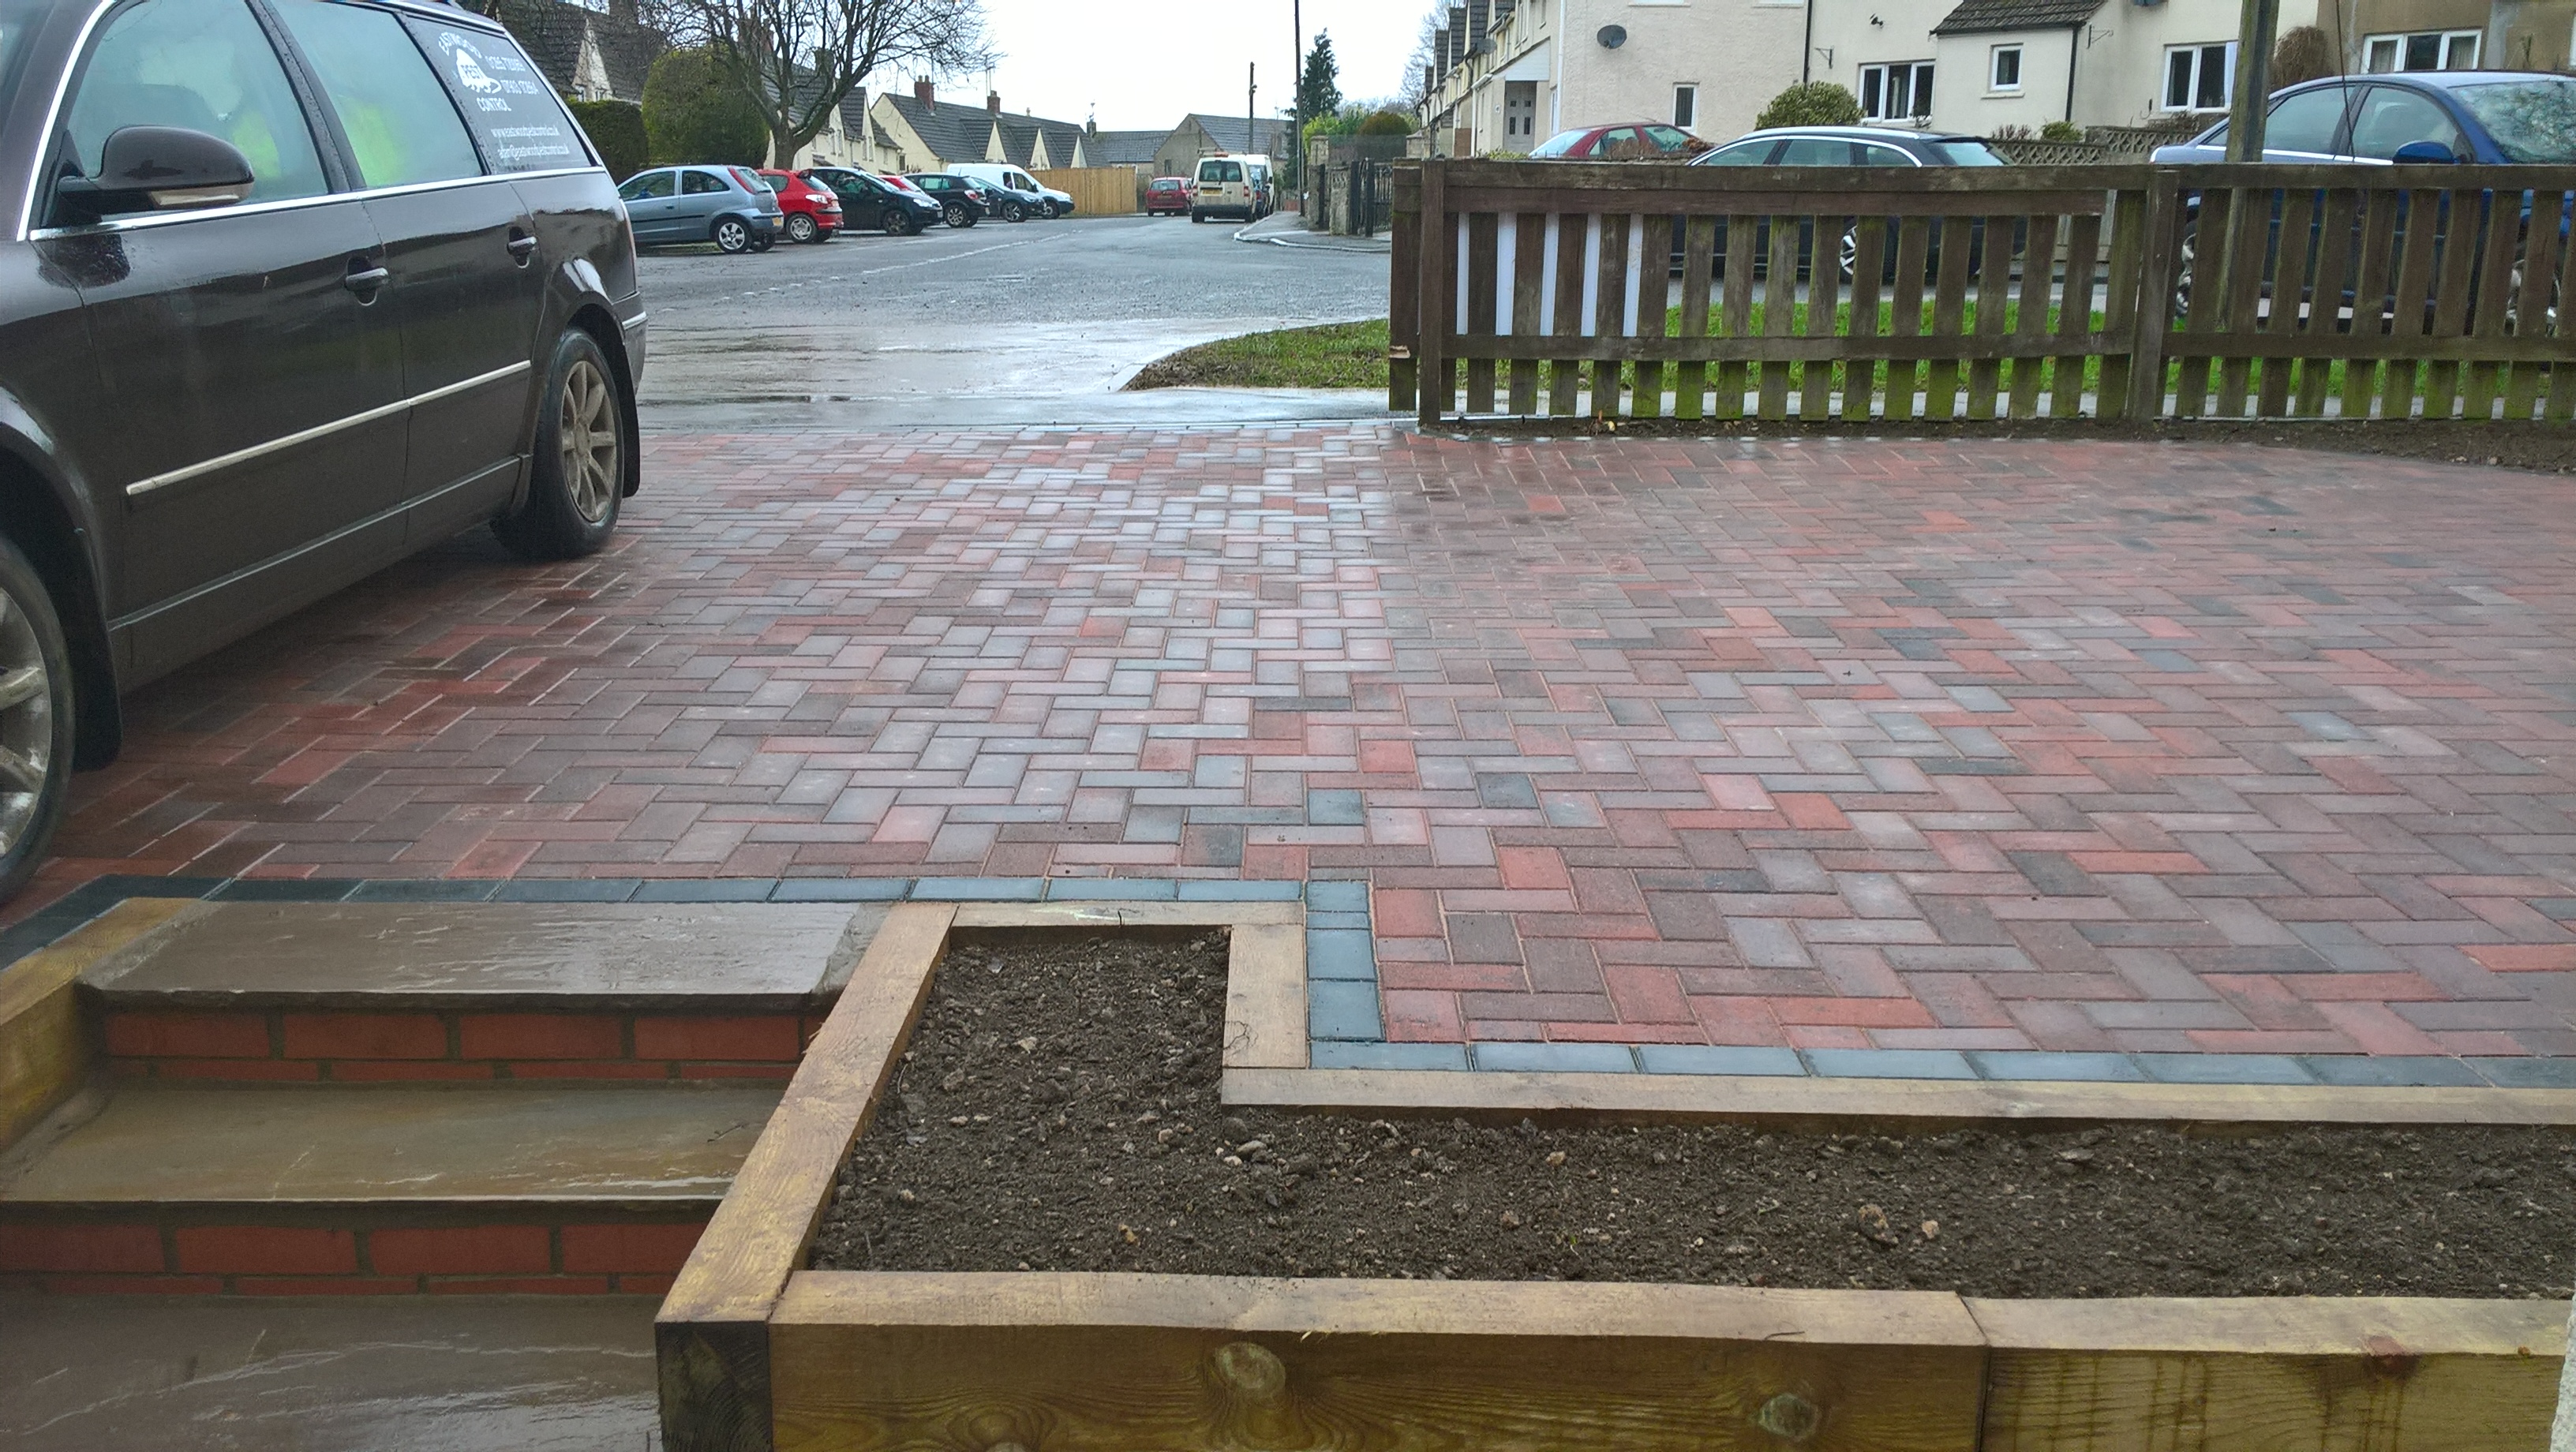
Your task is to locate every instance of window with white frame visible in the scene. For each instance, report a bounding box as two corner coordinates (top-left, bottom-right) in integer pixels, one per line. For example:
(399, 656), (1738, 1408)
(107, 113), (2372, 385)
(1989, 44), (2022, 92)
(2162, 42), (2233, 111)
(2363, 29), (2481, 72)
(1859, 61), (1935, 121)
(1673, 83), (1698, 129)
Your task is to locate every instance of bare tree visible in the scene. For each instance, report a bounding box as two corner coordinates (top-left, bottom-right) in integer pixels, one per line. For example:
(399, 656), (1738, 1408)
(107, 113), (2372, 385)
(665, 0), (996, 166)
(1399, 3), (1443, 110)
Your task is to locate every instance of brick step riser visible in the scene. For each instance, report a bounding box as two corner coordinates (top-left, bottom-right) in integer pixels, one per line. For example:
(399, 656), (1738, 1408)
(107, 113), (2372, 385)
(0, 1208), (709, 1296)
(99, 1007), (822, 1083)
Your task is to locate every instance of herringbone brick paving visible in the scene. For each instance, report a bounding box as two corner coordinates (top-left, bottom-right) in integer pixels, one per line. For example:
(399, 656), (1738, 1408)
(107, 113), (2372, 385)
(29, 428), (2576, 1057)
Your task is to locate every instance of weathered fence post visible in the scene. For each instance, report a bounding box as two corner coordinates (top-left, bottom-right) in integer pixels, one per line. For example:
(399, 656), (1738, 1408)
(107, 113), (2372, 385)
(1388, 163), (1421, 414)
(1413, 161), (1447, 428)
(2126, 170), (2183, 421)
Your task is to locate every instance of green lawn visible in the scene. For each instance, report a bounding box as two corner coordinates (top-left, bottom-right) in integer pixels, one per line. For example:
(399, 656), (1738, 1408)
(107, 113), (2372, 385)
(1125, 320), (1392, 391)
(1129, 308), (2451, 410)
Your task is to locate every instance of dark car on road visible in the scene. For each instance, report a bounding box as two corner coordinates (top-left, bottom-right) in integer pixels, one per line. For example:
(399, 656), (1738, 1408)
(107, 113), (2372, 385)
(802, 167), (942, 234)
(1689, 126), (2009, 281)
(903, 172), (998, 228)
(0, 0), (646, 896)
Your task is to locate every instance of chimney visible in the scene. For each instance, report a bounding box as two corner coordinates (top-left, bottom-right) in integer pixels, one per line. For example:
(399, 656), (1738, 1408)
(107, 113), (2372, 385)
(1433, 28), (1450, 79)
(987, 91), (1002, 115)
(914, 77), (934, 107)
(605, 0), (635, 24)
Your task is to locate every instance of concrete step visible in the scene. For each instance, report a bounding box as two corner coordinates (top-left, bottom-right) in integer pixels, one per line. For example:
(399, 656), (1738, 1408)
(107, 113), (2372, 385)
(0, 1292), (657, 1450)
(0, 1081), (780, 1294)
(81, 900), (881, 1083)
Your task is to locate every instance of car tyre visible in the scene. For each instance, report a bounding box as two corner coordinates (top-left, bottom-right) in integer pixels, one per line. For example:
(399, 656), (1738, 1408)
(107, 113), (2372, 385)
(494, 329), (625, 562)
(0, 535), (75, 904)
(713, 217), (751, 253)
(1002, 200), (1025, 223)
(785, 214), (819, 244)
(884, 210), (910, 237)
(748, 231), (774, 253)
(942, 202), (971, 228)
(1190, 209), (1204, 223)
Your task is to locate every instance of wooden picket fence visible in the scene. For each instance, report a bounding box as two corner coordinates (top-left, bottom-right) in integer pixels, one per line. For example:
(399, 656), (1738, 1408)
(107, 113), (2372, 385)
(1389, 159), (2576, 425)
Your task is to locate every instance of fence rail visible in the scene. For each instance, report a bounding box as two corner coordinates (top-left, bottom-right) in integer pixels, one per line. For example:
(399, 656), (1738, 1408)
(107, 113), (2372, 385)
(1389, 159), (2576, 425)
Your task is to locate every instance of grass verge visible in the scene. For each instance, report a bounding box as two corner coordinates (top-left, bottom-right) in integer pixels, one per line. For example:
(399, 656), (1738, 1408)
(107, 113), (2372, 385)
(1126, 320), (1391, 391)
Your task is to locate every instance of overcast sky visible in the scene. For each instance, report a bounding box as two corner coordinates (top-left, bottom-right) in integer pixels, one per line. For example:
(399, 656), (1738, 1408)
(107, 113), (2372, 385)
(932, 0), (1425, 132)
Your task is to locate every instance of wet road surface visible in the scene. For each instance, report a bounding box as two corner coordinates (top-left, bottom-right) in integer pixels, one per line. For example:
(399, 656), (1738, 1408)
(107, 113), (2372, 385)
(634, 212), (1388, 428)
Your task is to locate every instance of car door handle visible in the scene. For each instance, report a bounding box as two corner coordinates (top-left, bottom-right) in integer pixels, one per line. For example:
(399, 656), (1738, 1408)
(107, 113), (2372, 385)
(507, 230), (537, 261)
(344, 260), (389, 294)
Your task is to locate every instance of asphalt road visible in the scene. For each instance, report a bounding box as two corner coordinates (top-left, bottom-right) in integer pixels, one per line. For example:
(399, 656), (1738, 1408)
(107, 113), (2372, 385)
(633, 213), (1389, 428)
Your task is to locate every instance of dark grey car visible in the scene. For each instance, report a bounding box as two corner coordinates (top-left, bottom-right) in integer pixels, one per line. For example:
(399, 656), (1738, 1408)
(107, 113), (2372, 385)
(0, 0), (647, 895)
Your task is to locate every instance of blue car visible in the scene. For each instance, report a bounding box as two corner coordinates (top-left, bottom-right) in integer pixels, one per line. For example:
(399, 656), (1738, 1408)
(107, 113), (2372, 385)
(2151, 71), (2576, 167)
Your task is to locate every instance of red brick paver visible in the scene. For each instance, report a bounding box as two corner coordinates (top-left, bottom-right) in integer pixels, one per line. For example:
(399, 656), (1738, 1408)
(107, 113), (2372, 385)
(36, 428), (2576, 1057)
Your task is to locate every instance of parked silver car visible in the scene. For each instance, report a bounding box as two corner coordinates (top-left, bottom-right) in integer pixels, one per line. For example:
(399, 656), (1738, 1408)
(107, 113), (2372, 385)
(616, 165), (780, 253)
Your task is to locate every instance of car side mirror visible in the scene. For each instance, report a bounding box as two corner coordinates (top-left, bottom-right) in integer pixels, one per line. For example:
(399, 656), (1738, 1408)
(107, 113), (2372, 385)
(2391, 139), (2459, 164)
(55, 126), (253, 222)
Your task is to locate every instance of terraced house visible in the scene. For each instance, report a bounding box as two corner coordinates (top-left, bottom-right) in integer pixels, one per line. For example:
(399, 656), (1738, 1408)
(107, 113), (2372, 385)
(1418, 0), (1807, 154)
(867, 80), (1091, 174)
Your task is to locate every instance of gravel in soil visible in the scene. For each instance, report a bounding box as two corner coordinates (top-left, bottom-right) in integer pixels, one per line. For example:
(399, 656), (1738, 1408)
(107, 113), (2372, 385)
(811, 933), (2576, 1299)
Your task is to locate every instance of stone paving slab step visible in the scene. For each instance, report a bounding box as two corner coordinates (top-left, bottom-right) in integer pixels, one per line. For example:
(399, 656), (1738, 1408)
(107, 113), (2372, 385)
(1, 1083), (777, 1206)
(0, 1292), (656, 1450)
(83, 900), (883, 1011)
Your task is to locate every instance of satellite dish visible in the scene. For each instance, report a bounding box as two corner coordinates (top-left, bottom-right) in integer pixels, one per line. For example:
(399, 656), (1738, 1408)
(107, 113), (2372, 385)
(1597, 24), (1627, 47)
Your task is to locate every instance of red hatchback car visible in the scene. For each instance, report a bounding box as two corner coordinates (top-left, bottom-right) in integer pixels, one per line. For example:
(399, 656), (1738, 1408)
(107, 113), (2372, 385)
(1144, 176), (1191, 215)
(1530, 123), (1712, 161)
(756, 169), (842, 242)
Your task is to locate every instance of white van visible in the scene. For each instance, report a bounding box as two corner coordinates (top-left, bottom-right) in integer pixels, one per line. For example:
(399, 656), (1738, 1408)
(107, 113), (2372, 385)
(1190, 155), (1261, 223)
(947, 163), (1074, 219)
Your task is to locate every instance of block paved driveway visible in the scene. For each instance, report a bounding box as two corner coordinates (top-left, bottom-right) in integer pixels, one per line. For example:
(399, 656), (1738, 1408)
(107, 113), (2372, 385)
(34, 428), (2576, 1059)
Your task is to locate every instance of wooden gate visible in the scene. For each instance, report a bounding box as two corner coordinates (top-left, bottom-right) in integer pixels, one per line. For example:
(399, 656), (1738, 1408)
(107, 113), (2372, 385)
(1389, 159), (2576, 425)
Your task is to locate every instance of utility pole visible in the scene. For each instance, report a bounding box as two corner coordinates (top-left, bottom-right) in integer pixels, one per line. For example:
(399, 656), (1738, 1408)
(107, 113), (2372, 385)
(2224, 0), (2280, 160)
(1248, 62), (1257, 155)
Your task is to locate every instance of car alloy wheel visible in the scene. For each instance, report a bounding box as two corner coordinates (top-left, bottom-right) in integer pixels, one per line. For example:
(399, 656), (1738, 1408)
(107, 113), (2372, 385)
(0, 538), (69, 900)
(1003, 201), (1024, 223)
(787, 214), (818, 243)
(714, 219), (750, 253)
(943, 202), (968, 228)
(884, 210), (909, 236)
(559, 357), (619, 526)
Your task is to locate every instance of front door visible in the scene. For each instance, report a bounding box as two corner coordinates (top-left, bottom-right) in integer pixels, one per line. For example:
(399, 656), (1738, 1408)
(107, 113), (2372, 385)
(54, 0), (407, 677)
(269, 0), (542, 516)
(620, 168), (678, 242)
(1504, 82), (1536, 147)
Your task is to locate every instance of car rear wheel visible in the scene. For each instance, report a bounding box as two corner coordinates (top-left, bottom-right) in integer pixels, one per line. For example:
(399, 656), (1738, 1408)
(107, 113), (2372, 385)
(942, 202), (971, 228)
(748, 231), (774, 253)
(786, 214), (819, 244)
(1190, 209), (1204, 223)
(0, 536), (74, 903)
(494, 330), (624, 561)
(713, 218), (751, 253)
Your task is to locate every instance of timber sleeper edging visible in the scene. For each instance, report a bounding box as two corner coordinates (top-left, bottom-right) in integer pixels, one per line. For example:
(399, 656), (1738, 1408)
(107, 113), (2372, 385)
(656, 902), (2576, 1452)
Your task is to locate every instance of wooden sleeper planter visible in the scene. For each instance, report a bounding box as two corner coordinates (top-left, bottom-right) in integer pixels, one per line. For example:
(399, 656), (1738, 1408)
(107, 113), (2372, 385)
(656, 902), (2571, 1452)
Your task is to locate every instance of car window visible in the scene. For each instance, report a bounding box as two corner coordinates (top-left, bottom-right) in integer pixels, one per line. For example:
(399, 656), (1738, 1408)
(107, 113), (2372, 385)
(619, 170), (672, 199)
(399, 19), (582, 172)
(1923, 139), (2007, 166)
(2452, 78), (2576, 163)
(2349, 86), (2465, 159)
(1646, 125), (1696, 152)
(1530, 128), (1584, 158)
(1777, 137), (1857, 165)
(1200, 159), (1241, 182)
(64, 0), (328, 206)
(1855, 142), (1917, 166)
(2263, 85), (2354, 154)
(1698, 139), (1777, 166)
(681, 170), (726, 194)
(1596, 126), (1644, 159)
(754, 174), (784, 191)
(271, 0), (482, 189)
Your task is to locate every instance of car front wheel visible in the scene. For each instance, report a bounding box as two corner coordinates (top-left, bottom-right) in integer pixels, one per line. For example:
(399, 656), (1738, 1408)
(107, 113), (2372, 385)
(495, 330), (625, 561)
(786, 214), (819, 244)
(1002, 201), (1025, 223)
(713, 218), (751, 253)
(0, 536), (73, 902)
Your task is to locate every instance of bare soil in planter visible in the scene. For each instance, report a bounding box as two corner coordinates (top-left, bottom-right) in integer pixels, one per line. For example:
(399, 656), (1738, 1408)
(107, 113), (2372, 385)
(811, 933), (2576, 1299)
